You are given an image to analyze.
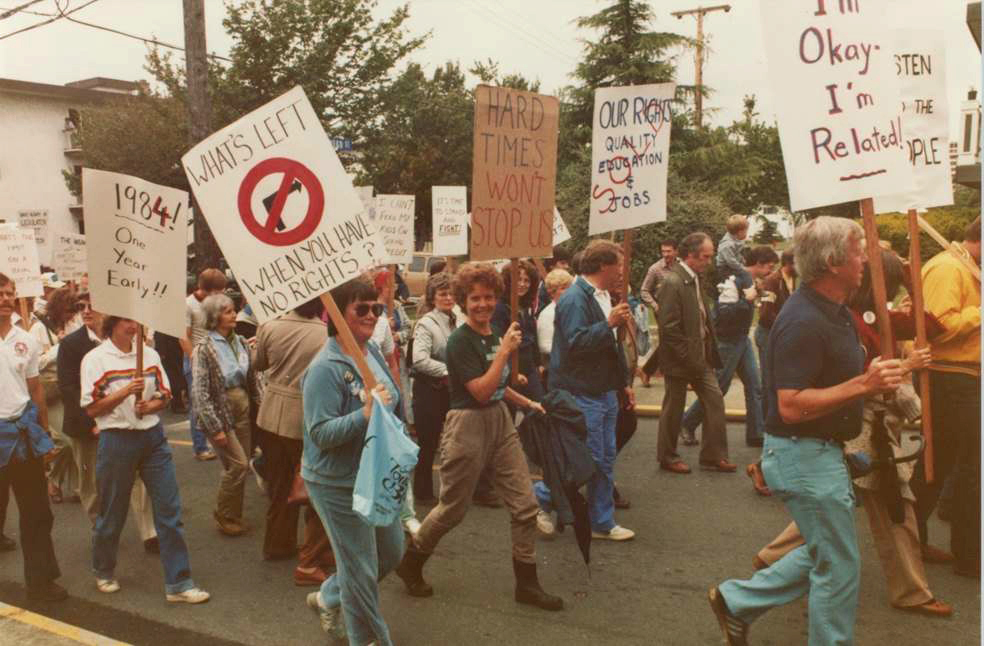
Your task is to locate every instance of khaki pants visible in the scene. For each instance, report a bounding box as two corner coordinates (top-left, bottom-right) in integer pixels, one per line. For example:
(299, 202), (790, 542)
(212, 387), (252, 523)
(416, 401), (538, 563)
(74, 433), (156, 541)
(657, 368), (729, 465)
(757, 489), (932, 607)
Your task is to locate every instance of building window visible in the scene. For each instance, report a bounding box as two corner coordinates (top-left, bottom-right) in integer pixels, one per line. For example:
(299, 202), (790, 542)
(964, 113), (974, 153)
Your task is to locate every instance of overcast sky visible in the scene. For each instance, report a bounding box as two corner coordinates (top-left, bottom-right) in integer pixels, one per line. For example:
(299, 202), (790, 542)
(0, 0), (979, 134)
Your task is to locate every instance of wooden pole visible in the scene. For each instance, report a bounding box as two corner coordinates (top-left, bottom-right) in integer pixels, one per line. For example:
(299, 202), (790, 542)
(621, 230), (640, 359)
(907, 209), (934, 484)
(386, 264), (397, 314)
(916, 214), (981, 282)
(859, 199), (894, 360)
(17, 299), (30, 331)
(509, 258), (520, 387)
(319, 293), (377, 390)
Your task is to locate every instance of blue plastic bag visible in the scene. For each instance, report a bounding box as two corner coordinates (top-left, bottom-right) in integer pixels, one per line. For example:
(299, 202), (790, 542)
(352, 393), (419, 526)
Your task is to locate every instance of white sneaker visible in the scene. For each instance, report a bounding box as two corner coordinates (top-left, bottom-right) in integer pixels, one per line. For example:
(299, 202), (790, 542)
(403, 517), (422, 538)
(536, 511), (556, 537)
(591, 525), (635, 541)
(95, 578), (120, 593)
(307, 591), (346, 639)
(166, 587), (211, 604)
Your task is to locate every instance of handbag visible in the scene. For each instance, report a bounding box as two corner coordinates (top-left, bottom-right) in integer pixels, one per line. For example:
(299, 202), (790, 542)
(286, 464), (309, 506)
(352, 393), (419, 526)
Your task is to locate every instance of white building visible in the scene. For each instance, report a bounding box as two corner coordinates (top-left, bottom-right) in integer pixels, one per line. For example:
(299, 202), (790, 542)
(0, 76), (138, 264)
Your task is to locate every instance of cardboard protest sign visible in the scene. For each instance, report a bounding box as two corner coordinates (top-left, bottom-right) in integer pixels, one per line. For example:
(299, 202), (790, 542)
(18, 210), (48, 263)
(82, 169), (188, 337)
(375, 194), (415, 264)
(432, 186), (468, 256)
(760, 0), (911, 211)
(471, 85), (559, 261)
(51, 231), (87, 282)
(181, 86), (387, 324)
(0, 224), (43, 297)
(589, 83), (674, 235)
(874, 30), (953, 213)
(552, 208), (571, 245)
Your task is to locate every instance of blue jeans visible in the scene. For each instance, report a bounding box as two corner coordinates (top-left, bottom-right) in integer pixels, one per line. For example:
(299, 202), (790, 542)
(307, 480), (404, 646)
(533, 480), (553, 513)
(753, 324), (770, 421)
(682, 335), (764, 444)
(183, 356), (209, 454)
(575, 391), (618, 533)
(92, 425), (195, 595)
(719, 434), (860, 645)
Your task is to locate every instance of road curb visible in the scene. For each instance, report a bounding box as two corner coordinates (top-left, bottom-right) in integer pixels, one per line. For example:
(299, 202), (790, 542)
(635, 404), (747, 421)
(0, 601), (131, 646)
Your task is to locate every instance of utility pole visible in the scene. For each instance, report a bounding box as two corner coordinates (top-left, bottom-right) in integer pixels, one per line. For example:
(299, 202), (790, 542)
(671, 4), (731, 129)
(182, 0), (221, 273)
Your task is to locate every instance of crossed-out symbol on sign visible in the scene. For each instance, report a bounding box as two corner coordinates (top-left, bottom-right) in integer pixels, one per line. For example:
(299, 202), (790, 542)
(237, 157), (324, 247)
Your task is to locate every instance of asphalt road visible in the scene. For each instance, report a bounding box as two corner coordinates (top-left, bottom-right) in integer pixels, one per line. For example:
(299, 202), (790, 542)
(0, 409), (979, 645)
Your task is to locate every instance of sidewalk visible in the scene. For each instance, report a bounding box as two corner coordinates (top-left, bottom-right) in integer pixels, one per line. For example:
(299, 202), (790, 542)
(632, 372), (751, 419)
(0, 603), (130, 646)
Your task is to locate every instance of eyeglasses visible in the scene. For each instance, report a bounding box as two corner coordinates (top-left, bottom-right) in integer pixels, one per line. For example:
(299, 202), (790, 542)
(75, 301), (93, 312)
(353, 303), (384, 318)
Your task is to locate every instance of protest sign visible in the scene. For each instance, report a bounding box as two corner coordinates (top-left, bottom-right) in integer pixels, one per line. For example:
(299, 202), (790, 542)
(181, 86), (387, 324)
(760, 0), (911, 211)
(0, 223), (42, 297)
(552, 208), (571, 245)
(18, 210), (48, 263)
(375, 194), (415, 264)
(589, 83), (674, 235)
(82, 168), (188, 337)
(432, 186), (468, 256)
(471, 85), (559, 261)
(354, 186), (375, 218)
(51, 231), (87, 282)
(874, 30), (953, 213)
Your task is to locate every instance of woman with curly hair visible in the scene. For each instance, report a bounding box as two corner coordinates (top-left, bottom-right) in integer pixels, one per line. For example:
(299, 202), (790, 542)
(491, 259), (544, 402)
(396, 262), (563, 612)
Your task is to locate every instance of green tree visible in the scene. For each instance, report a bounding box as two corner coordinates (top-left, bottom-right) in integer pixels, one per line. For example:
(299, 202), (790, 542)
(752, 216), (782, 245)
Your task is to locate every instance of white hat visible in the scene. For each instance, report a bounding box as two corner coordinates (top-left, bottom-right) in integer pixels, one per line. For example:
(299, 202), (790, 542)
(41, 272), (66, 289)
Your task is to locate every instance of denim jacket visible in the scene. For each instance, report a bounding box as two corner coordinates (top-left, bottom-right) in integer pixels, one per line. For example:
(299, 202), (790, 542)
(0, 402), (53, 468)
(301, 338), (402, 487)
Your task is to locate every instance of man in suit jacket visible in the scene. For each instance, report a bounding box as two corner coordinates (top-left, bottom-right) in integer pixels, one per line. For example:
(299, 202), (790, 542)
(57, 292), (157, 551)
(550, 240), (636, 542)
(656, 232), (735, 474)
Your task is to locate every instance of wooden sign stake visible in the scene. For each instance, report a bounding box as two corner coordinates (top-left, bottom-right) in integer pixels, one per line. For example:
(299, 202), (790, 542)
(860, 199), (895, 360)
(17, 299), (30, 331)
(319, 292), (377, 390)
(915, 214), (981, 282)
(135, 324), (145, 418)
(509, 258), (520, 387)
(620, 229), (639, 358)
(386, 264), (397, 315)
(907, 209), (934, 483)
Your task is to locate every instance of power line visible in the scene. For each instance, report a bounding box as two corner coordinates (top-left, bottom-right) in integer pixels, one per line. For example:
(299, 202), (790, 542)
(472, 1), (575, 64)
(0, 0), (46, 20)
(462, 0), (577, 69)
(0, 0), (99, 40)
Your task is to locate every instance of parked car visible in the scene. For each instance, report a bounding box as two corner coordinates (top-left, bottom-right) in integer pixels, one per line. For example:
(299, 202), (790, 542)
(404, 253), (450, 297)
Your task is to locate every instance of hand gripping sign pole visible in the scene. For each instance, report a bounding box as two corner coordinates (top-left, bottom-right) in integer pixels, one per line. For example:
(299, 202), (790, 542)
(907, 209), (933, 483)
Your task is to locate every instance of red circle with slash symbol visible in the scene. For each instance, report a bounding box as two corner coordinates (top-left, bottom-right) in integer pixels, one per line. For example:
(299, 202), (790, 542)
(237, 157), (324, 246)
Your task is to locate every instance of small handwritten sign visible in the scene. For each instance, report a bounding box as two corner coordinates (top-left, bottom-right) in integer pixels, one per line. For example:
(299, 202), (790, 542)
(432, 186), (467, 256)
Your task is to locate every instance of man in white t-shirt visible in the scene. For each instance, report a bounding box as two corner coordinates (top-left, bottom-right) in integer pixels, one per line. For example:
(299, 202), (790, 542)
(0, 272), (66, 602)
(180, 268), (226, 460)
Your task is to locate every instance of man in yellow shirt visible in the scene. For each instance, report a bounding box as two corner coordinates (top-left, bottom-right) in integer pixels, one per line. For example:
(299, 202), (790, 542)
(912, 216), (981, 579)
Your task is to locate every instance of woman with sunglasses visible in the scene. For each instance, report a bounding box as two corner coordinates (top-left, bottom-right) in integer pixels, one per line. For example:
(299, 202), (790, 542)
(302, 278), (404, 645)
(395, 262), (563, 612)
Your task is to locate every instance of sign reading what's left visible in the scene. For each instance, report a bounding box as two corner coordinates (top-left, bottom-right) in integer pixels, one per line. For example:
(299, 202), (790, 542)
(182, 86), (387, 323)
(0, 223), (43, 297)
(82, 168), (188, 337)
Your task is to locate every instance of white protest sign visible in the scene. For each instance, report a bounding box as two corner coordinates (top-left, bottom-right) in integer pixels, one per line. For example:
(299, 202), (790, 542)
(354, 186), (375, 218)
(0, 224), (42, 297)
(552, 207), (571, 245)
(375, 194), (415, 264)
(589, 83), (674, 235)
(873, 30), (953, 213)
(18, 210), (48, 263)
(51, 231), (87, 282)
(432, 186), (467, 256)
(760, 0), (911, 211)
(82, 168), (188, 337)
(181, 86), (387, 324)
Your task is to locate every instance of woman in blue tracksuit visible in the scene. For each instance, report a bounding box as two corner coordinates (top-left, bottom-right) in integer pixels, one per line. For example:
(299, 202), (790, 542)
(302, 277), (403, 646)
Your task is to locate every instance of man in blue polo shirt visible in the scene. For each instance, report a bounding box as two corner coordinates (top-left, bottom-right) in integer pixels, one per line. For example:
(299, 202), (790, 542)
(708, 217), (904, 645)
(551, 240), (636, 542)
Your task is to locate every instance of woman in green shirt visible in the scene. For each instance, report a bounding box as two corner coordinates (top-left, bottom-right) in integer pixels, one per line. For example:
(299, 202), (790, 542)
(395, 262), (563, 612)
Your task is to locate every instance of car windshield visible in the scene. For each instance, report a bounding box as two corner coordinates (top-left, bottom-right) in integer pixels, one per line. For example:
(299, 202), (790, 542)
(409, 256), (426, 272)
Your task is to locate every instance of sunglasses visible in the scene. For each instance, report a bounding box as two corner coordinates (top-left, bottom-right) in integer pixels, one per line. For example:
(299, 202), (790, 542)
(75, 301), (94, 312)
(353, 303), (384, 318)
